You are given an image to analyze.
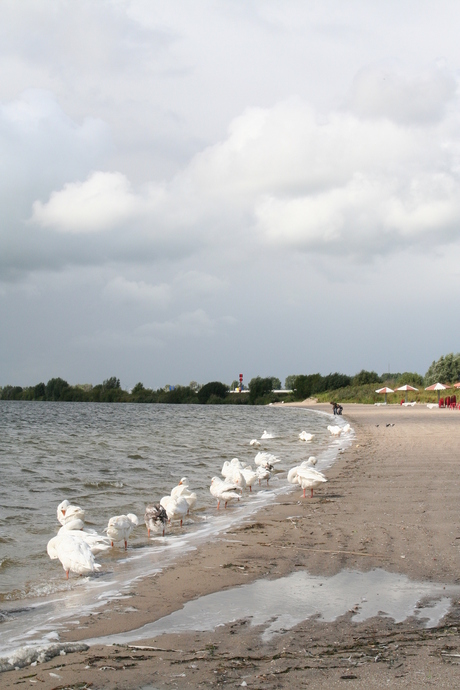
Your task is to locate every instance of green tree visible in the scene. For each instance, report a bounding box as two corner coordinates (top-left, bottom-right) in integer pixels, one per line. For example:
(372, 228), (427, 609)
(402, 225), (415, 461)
(270, 377), (281, 390)
(46, 377), (70, 401)
(285, 375), (297, 391)
(352, 370), (381, 386)
(33, 382), (46, 399)
(248, 376), (273, 403)
(425, 353), (460, 385)
(102, 376), (121, 390)
(396, 372), (423, 386)
(197, 381), (229, 403)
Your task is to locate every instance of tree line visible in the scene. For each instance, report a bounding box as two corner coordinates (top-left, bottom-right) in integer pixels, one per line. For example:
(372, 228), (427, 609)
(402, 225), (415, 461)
(1, 352), (457, 404)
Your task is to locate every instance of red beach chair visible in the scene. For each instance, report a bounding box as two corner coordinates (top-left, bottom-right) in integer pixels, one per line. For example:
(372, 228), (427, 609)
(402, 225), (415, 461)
(439, 398), (444, 408)
(445, 396), (451, 408)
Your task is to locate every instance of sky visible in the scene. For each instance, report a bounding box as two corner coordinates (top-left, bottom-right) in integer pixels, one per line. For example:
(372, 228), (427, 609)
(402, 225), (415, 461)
(2, 0), (460, 390)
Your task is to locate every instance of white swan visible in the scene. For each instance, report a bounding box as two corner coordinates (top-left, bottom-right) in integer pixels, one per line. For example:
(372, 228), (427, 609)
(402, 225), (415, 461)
(288, 465), (327, 498)
(256, 465), (271, 485)
(249, 439), (261, 447)
(144, 504), (168, 537)
(241, 466), (258, 491)
(299, 431), (315, 442)
(171, 477), (197, 511)
(57, 500), (85, 529)
(105, 513), (138, 549)
(254, 451), (280, 468)
(57, 525), (111, 555)
(327, 425), (342, 436)
(261, 430), (274, 439)
(165, 495), (189, 527)
(47, 532), (101, 578)
(210, 477), (242, 509)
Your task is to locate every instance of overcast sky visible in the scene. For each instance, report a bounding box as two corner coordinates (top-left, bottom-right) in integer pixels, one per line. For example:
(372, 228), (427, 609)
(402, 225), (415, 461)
(2, 0), (460, 389)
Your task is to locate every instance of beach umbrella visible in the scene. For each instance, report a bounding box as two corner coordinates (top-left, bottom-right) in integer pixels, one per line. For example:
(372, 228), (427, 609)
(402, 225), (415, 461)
(396, 384), (419, 403)
(425, 382), (450, 402)
(376, 386), (394, 404)
(454, 382), (460, 388)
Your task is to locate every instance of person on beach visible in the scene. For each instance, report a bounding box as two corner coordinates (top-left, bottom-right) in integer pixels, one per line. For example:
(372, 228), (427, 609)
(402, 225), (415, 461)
(331, 401), (338, 415)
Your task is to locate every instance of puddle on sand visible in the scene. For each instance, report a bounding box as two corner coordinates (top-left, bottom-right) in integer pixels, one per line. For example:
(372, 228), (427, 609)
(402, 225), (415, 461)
(86, 568), (460, 646)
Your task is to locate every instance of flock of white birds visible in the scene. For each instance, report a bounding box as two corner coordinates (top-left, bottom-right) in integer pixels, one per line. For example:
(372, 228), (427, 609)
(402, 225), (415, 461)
(47, 423), (351, 579)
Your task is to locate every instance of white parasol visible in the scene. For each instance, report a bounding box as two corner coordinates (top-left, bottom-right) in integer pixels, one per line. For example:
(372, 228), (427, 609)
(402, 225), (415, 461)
(376, 386), (394, 404)
(425, 382), (450, 402)
(396, 384), (418, 403)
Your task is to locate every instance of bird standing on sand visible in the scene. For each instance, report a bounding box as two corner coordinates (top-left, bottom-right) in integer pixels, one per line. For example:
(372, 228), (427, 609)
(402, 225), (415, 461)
(171, 477), (197, 511)
(144, 504), (168, 537)
(165, 495), (189, 527)
(288, 464), (327, 498)
(47, 532), (101, 579)
(105, 513), (138, 549)
(57, 500), (85, 530)
(210, 477), (242, 509)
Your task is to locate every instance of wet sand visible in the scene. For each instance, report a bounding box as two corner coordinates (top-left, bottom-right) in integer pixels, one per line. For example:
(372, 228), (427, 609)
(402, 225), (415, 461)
(3, 403), (460, 688)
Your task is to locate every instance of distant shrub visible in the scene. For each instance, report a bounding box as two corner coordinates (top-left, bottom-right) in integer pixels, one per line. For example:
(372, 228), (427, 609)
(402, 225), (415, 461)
(197, 381), (229, 404)
(352, 370), (381, 386)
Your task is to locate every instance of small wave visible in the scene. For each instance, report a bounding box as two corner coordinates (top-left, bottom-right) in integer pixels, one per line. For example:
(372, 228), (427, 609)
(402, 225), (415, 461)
(127, 454), (145, 460)
(83, 481), (124, 489)
(0, 558), (17, 571)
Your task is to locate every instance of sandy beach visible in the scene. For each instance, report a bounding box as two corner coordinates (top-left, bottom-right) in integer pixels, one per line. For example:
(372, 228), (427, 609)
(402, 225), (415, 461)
(3, 403), (460, 689)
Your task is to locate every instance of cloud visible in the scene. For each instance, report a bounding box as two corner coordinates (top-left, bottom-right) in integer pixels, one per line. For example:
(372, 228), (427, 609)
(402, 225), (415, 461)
(346, 63), (458, 125)
(6, 64), (460, 282)
(32, 172), (139, 233)
(103, 276), (171, 306)
(137, 308), (216, 339)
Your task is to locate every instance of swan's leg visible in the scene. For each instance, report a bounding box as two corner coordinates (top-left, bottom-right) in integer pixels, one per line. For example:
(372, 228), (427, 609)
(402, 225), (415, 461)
(111, 541), (114, 547)
(310, 488), (314, 498)
(66, 570), (70, 579)
(180, 519), (183, 527)
(302, 488), (306, 498)
(225, 501), (228, 509)
(217, 499), (220, 510)
(249, 485), (252, 492)
(124, 540), (127, 550)
(147, 527), (150, 537)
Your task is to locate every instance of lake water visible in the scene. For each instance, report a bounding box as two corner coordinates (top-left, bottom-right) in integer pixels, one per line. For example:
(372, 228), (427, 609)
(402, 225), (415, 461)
(0, 401), (351, 657)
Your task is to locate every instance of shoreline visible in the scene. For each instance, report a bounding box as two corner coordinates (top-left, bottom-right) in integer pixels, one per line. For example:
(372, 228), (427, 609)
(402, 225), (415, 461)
(3, 403), (460, 687)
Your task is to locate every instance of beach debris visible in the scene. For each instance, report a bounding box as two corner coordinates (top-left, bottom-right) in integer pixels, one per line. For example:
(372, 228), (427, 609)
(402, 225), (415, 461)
(0, 643), (89, 673)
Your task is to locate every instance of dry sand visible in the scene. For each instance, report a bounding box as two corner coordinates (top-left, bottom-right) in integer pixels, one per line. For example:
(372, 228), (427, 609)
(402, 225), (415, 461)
(3, 403), (460, 689)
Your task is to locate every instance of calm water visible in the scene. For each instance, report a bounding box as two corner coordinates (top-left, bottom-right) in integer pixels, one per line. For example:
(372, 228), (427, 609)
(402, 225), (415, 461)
(0, 401), (350, 656)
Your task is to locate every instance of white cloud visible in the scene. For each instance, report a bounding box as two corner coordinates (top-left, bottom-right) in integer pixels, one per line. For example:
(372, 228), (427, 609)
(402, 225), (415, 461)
(19, 66), (460, 269)
(32, 171), (139, 233)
